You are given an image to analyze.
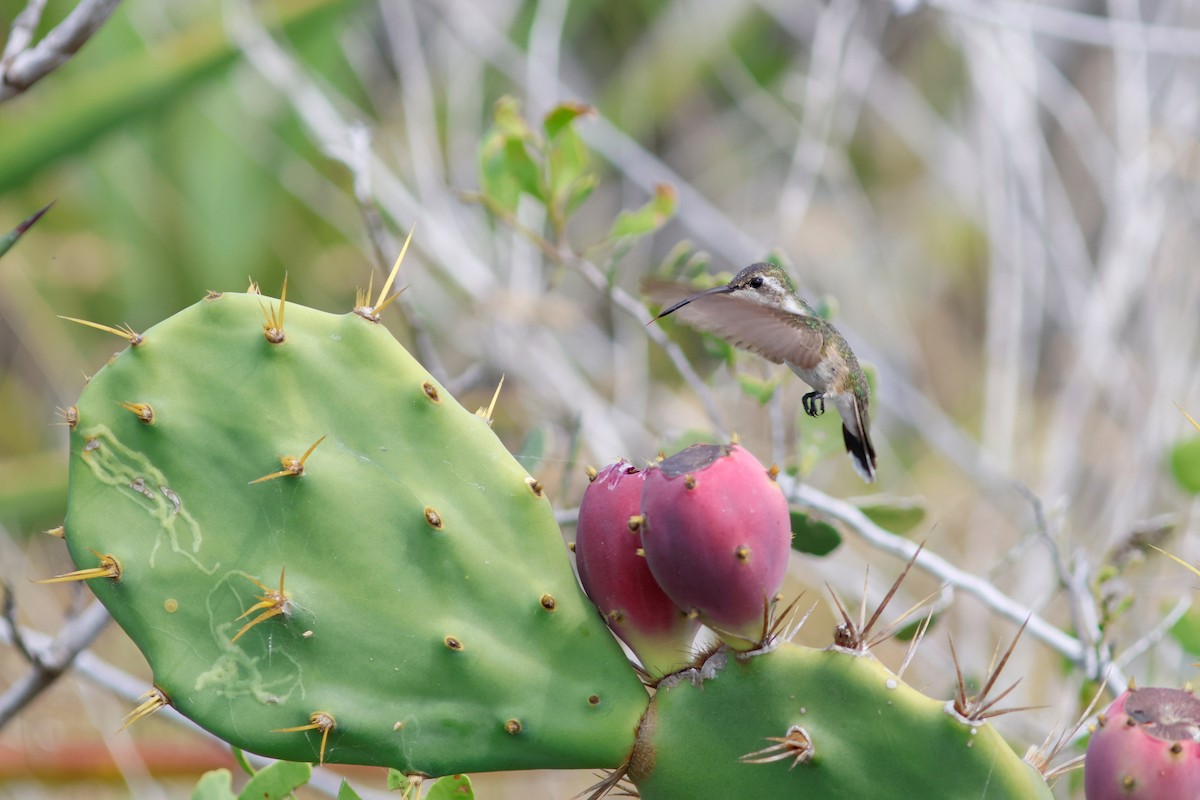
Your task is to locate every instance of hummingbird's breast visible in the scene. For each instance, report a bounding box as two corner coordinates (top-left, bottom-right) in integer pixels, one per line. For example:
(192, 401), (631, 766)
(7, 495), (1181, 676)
(787, 358), (837, 393)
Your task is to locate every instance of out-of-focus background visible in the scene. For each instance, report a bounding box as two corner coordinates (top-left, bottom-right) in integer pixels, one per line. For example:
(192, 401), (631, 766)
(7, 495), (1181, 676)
(3, 0), (1200, 797)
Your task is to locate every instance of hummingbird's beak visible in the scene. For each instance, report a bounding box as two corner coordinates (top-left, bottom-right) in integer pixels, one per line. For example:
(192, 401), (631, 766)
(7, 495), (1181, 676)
(653, 284), (734, 320)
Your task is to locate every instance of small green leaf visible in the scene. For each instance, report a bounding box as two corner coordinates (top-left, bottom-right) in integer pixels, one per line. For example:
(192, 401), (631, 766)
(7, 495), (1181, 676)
(790, 510), (842, 556)
(1170, 605), (1200, 657)
(492, 95), (536, 141)
(543, 101), (593, 140)
(566, 173), (598, 215)
(192, 769), (236, 800)
(547, 124), (591, 211)
(386, 769), (407, 791)
(237, 761), (312, 800)
(478, 133), (522, 213)
(230, 747), (255, 777)
(478, 96), (545, 212)
(425, 774), (474, 800)
(503, 139), (546, 202)
(858, 497), (927, 535)
(607, 183), (677, 241)
(736, 373), (778, 406)
(0, 202), (52, 259)
(1170, 436), (1200, 495)
(337, 779), (364, 800)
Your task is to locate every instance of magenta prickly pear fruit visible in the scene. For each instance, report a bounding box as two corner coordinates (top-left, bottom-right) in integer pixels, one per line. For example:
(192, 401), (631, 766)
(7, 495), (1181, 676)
(575, 460), (701, 678)
(640, 443), (791, 649)
(1084, 686), (1200, 799)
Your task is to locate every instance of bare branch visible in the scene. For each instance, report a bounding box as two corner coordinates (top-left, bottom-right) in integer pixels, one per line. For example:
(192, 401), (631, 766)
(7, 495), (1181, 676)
(0, 0), (123, 102)
(782, 476), (1127, 686)
(0, 599), (111, 728)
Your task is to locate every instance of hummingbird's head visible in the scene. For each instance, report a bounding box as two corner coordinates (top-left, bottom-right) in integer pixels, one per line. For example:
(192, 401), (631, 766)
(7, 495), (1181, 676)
(653, 262), (802, 319)
(726, 262), (799, 306)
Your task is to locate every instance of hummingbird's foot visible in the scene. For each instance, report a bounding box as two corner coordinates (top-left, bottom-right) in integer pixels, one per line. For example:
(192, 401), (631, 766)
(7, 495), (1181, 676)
(802, 391), (826, 418)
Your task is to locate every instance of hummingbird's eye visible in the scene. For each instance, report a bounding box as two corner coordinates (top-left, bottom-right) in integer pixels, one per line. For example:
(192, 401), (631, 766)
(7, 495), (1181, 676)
(749, 276), (764, 289)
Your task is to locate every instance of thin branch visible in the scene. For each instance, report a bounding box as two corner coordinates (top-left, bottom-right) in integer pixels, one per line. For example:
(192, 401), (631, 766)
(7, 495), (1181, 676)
(0, 599), (111, 728)
(1115, 595), (1192, 670)
(1, 0), (49, 64)
(0, 0), (123, 102)
(0, 606), (386, 798)
(782, 476), (1126, 685)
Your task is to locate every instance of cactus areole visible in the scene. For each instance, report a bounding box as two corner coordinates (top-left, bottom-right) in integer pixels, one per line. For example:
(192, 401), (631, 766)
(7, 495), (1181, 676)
(1084, 687), (1200, 800)
(59, 291), (648, 775)
(639, 443), (791, 649)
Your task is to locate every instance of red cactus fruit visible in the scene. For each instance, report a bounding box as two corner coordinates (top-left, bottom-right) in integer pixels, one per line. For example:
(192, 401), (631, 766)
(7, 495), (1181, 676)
(639, 443), (791, 650)
(1084, 686), (1200, 800)
(574, 460), (701, 677)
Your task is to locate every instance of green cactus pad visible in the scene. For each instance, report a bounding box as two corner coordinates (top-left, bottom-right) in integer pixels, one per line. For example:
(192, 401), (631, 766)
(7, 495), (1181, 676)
(62, 292), (647, 775)
(630, 642), (1052, 800)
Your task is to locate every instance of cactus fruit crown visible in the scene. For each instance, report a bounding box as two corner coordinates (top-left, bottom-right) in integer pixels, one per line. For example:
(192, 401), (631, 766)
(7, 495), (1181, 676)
(655, 443), (730, 477)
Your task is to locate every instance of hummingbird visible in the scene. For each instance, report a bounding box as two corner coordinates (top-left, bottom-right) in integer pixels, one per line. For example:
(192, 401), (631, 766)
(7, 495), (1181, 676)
(644, 262), (877, 482)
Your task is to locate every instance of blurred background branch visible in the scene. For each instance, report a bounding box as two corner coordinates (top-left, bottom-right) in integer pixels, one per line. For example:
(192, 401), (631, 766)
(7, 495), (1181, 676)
(0, 0), (122, 102)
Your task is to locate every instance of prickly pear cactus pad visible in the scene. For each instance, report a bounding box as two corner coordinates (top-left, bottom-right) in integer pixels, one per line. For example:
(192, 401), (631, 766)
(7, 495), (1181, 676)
(629, 643), (1053, 800)
(59, 291), (648, 775)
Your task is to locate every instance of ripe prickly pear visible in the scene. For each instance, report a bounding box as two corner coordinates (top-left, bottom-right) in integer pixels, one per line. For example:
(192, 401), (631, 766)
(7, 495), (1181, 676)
(1084, 686), (1200, 799)
(639, 443), (791, 649)
(575, 460), (701, 677)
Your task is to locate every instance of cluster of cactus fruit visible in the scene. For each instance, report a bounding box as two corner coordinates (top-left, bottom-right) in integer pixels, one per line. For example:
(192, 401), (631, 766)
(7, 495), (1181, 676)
(37, 264), (1074, 799)
(574, 443), (790, 674)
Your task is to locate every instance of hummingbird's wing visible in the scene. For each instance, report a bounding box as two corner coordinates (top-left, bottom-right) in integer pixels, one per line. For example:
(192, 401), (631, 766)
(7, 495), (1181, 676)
(643, 280), (824, 370)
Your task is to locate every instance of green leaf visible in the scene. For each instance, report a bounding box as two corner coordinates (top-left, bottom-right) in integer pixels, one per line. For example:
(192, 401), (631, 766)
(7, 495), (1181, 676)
(191, 769), (236, 800)
(230, 747), (256, 777)
(607, 183), (677, 241)
(388, 769), (422, 798)
(565, 173), (598, 215)
(478, 96), (546, 212)
(237, 761), (312, 800)
(1170, 605), (1200, 657)
(0, 202), (52, 259)
(503, 138), (546, 201)
(543, 101), (593, 140)
(491, 95), (536, 141)
(858, 496), (927, 535)
(735, 373), (778, 406)
(337, 779), (364, 800)
(789, 510), (842, 556)
(425, 774), (474, 800)
(546, 124), (591, 211)
(1170, 436), (1200, 495)
(386, 769), (408, 791)
(478, 133), (522, 212)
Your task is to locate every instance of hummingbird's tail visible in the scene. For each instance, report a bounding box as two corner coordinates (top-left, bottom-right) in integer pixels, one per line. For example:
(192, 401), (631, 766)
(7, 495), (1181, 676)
(842, 408), (877, 483)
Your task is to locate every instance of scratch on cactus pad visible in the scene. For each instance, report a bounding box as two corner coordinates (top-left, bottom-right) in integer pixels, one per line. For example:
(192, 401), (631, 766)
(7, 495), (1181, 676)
(78, 426), (218, 574)
(195, 571), (307, 706)
(193, 647), (306, 706)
